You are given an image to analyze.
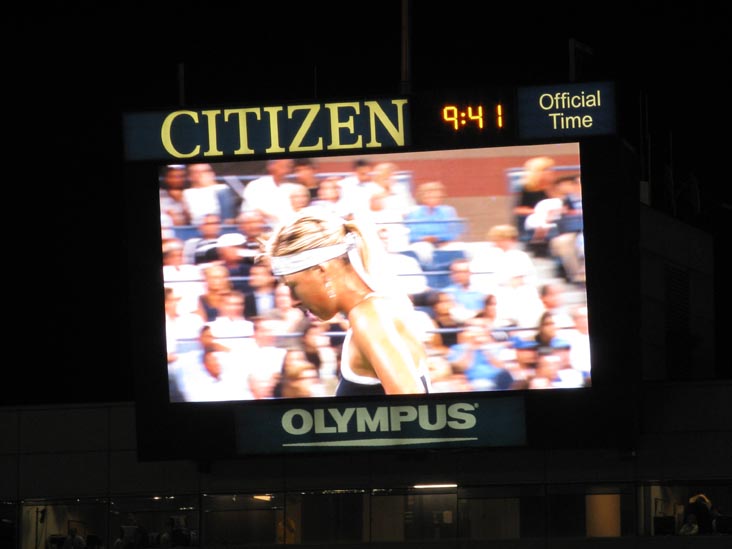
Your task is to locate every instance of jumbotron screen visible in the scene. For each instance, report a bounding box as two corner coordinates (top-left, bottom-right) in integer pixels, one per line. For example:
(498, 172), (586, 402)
(158, 143), (590, 404)
(128, 84), (634, 458)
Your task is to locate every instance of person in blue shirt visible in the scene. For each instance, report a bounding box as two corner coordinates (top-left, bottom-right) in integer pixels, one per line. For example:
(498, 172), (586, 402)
(447, 324), (514, 391)
(404, 181), (465, 265)
(442, 258), (487, 321)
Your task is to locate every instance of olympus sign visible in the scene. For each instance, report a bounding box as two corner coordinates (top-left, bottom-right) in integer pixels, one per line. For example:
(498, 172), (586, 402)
(281, 403), (478, 436)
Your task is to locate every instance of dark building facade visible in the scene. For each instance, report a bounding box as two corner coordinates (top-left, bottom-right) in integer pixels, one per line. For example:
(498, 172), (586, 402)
(2, 203), (730, 549)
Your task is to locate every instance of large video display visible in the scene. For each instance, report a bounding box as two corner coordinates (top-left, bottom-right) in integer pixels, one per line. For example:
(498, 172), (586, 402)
(159, 143), (590, 404)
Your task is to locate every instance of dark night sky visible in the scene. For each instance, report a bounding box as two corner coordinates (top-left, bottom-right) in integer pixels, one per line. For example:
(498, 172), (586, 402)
(6, 3), (730, 406)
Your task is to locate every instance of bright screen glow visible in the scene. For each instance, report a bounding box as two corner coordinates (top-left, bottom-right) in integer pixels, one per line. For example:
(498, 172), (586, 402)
(159, 143), (590, 402)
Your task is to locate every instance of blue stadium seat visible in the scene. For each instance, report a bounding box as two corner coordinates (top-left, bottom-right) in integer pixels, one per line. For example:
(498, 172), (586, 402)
(399, 249), (421, 263)
(176, 339), (201, 354)
(173, 225), (199, 241)
(424, 249), (466, 290)
(431, 249), (466, 267)
(423, 271), (447, 289)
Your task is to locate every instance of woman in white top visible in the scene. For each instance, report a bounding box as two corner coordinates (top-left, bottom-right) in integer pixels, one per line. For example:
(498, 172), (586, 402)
(265, 206), (430, 396)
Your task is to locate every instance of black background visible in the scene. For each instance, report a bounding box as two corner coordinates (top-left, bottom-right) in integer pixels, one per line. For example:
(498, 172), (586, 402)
(5, 3), (729, 406)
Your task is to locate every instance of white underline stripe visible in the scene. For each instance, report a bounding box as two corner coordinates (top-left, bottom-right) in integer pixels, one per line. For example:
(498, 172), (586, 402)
(283, 437), (479, 447)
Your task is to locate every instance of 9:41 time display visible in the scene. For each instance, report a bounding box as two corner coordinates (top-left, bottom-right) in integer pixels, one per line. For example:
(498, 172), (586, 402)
(441, 103), (504, 131)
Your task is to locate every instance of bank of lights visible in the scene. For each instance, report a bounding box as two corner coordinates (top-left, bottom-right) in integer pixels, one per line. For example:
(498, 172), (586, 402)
(413, 483), (458, 489)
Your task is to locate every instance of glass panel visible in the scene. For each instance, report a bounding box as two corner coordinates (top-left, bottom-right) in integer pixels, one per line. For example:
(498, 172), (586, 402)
(370, 487), (461, 542)
(642, 482), (732, 536)
(298, 490), (367, 544)
(20, 480), (715, 547)
(109, 495), (199, 548)
(545, 484), (634, 538)
(586, 493), (620, 537)
(458, 497), (520, 539)
(201, 493), (284, 546)
(458, 485), (544, 539)
(370, 491), (406, 542)
(21, 499), (108, 549)
(0, 501), (17, 549)
(404, 491), (457, 541)
(547, 493), (586, 537)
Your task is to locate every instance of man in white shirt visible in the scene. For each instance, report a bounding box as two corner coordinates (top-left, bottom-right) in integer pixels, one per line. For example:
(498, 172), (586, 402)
(338, 158), (374, 220)
(183, 163), (230, 225)
(207, 290), (256, 355)
(564, 305), (591, 380)
(161, 239), (205, 314)
(240, 158), (297, 227)
(178, 349), (254, 402)
(377, 227), (430, 299)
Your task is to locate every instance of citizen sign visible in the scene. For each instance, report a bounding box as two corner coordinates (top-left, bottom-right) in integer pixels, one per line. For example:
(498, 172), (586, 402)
(123, 98), (409, 161)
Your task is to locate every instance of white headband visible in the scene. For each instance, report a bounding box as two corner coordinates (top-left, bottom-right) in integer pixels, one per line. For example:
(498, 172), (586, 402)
(270, 234), (357, 276)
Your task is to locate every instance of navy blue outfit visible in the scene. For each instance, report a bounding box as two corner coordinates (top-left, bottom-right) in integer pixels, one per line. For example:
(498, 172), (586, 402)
(335, 375), (431, 397)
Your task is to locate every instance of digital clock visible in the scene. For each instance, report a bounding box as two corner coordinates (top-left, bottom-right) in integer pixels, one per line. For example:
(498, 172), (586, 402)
(441, 103), (504, 132)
